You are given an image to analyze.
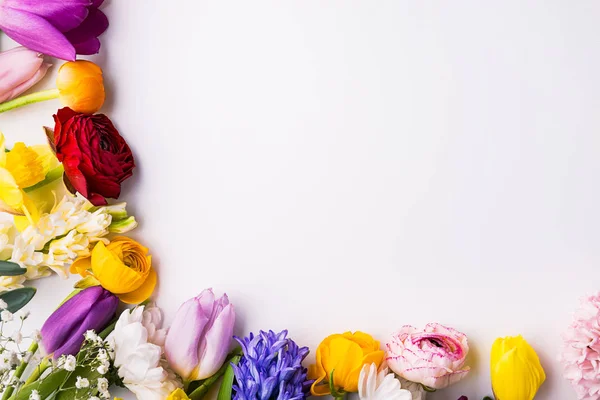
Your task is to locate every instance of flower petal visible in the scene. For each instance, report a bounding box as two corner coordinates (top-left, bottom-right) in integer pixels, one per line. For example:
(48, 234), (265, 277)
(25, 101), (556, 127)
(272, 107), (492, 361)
(2, 0), (91, 32)
(118, 267), (157, 305)
(0, 7), (76, 60)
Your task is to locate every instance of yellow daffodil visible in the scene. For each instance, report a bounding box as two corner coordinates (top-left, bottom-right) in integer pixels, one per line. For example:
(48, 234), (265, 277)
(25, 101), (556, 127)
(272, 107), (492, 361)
(309, 331), (384, 397)
(491, 335), (546, 400)
(71, 236), (156, 304)
(0, 132), (61, 227)
(167, 389), (190, 400)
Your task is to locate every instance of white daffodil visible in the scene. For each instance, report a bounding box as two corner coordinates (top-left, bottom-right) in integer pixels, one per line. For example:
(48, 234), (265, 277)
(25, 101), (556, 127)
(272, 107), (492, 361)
(358, 363), (413, 400)
(108, 305), (181, 400)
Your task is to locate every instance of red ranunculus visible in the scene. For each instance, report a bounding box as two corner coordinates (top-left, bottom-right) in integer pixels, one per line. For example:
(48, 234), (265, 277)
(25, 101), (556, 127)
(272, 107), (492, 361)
(53, 107), (135, 206)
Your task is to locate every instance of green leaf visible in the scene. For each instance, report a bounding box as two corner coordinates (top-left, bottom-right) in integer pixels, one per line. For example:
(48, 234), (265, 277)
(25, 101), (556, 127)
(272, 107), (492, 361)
(0, 287), (36, 313)
(23, 164), (64, 193)
(14, 369), (68, 400)
(217, 355), (241, 400)
(0, 261), (27, 276)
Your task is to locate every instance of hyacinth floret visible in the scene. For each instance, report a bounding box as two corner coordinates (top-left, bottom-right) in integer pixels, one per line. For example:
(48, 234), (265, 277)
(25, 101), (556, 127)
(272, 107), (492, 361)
(232, 330), (311, 400)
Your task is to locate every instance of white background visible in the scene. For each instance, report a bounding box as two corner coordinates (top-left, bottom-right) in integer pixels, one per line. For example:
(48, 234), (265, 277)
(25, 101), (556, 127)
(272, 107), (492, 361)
(2, 1), (600, 399)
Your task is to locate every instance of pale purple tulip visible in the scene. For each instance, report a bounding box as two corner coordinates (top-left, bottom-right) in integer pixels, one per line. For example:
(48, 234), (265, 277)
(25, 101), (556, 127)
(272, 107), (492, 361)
(0, 0), (109, 61)
(165, 289), (236, 382)
(0, 46), (51, 103)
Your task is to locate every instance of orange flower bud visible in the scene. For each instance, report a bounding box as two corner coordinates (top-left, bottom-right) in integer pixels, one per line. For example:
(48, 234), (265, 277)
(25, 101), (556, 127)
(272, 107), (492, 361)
(56, 60), (105, 114)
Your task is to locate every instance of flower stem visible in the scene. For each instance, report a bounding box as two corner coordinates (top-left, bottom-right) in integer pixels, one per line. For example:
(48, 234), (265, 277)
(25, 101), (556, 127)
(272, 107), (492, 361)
(0, 89), (59, 113)
(1, 341), (38, 400)
(187, 349), (242, 400)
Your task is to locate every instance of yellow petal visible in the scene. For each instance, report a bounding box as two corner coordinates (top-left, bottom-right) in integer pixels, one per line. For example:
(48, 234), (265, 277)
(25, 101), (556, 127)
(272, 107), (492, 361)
(0, 168), (24, 214)
(345, 350), (385, 392)
(491, 336), (546, 400)
(91, 241), (146, 294)
(166, 389), (190, 400)
(30, 144), (60, 174)
(118, 267), (157, 304)
(5, 142), (45, 188)
(0, 132), (6, 166)
(71, 255), (92, 276)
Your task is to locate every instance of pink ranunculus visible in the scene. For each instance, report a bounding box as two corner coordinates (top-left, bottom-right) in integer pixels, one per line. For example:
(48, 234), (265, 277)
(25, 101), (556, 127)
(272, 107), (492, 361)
(385, 323), (470, 389)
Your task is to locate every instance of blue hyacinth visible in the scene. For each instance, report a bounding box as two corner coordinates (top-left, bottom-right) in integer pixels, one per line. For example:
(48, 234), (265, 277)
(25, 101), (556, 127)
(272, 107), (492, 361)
(232, 330), (312, 400)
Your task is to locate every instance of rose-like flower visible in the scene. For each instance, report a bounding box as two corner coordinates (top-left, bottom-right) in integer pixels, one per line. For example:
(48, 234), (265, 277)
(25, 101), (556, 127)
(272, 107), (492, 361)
(165, 289), (236, 382)
(53, 107), (135, 206)
(358, 363), (412, 400)
(492, 335), (545, 400)
(561, 293), (600, 399)
(56, 61), (105, 115)
(386, 323), (470, 389)
(70, 237), (156, 304)
(108, 305), (181, 400)
(0, 47), (51, 103)
(308, 331), (385, 397)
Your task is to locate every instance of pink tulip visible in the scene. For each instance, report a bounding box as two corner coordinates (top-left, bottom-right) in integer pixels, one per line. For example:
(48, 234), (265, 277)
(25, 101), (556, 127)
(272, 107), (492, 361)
(0, 46), (51, 103)
(386, 323), (470, 389)
(165, 289), (236, 382)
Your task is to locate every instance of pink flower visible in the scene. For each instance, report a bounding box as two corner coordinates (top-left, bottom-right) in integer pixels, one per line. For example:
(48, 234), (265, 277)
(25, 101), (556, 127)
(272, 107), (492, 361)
(561, 293), (600, 399)
(0, 46), (50, 103)
(385, 323), (470, 389)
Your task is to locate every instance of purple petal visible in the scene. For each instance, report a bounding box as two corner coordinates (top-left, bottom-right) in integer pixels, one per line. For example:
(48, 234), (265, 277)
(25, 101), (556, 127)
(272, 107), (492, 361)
(41, 287), (104, 355)
(0, 7), (75, 60)
(92, 0), (104, 7)
(195, 303), (236, 380)
(64, 8), (108, 54)
(2, 0), (91, 32)
(52, 292), (118, 357)
(71, 37), (101, 55)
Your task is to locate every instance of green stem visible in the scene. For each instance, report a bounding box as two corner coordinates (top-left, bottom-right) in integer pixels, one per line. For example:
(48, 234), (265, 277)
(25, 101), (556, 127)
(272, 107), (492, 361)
(23, 357), (50, 386)
(0, 89), (59, 113)
(334, 397), (345, 400)
(2, 342), (38, 400)
(187, 350), (242, 400)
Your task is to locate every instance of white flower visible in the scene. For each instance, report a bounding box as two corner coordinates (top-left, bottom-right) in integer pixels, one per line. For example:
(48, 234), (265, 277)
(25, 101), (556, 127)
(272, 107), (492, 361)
(1, 310), (13, 321)
(75, 376), (90, 389)
(89, 397), (100, 400)
(97, 361), (109, 375)
(85, 330), (99, 342)
(12, 331), (22, 344)
(62, 354), (77, 372)
(0, 350), (18, 370)
(15, 309), (30, 320)
(96, 377), (109, 392)
(29, 390), (40, 400)
(359, 363), (413, 400)
(0, 299), (7, 309)
(108, 305), (181, 400)
(398, 377), (426, 400)
(97, 349), (108, 361)
(31, 329), (41, 342)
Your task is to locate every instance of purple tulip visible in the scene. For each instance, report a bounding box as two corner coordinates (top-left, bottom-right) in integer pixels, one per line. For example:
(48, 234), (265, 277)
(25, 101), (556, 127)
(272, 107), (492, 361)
(0, 46), (51, 103)
(41, 286), (118, 358)
(165, 289), (236, 382)
(0, 0), (109, 61)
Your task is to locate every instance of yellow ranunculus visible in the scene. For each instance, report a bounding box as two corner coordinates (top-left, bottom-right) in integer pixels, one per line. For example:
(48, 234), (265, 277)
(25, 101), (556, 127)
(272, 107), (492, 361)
(491, 335), (546, 400)
(308, 331), (384, 397)
(0, 132), (60, 223)
(166, 389), (190, 400)
(71, 236), (156, 304)
(56, 60), (105, 114)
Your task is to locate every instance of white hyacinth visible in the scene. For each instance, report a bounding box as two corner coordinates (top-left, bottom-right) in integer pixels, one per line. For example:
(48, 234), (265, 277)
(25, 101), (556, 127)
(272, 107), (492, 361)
(0, 195), (137, 292)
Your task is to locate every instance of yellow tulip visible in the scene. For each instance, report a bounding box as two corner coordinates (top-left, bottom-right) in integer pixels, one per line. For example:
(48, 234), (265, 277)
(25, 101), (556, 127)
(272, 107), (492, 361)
(71, 236), (156, 304)
(166, 389), (190, 400)
(0, 132), (60, 222)
(308, 331), (384, 397)
(491, 335), (546, 400)
(56, 60), (105, 114)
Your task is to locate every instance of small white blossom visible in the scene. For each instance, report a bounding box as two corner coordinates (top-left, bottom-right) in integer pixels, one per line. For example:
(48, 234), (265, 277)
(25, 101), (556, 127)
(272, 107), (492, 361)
(15, 310), (30, 320)
(97, 363), (108, 375)
(21, 351), (32, 363)
(1, 310), (13, 321)
(11, 331), (22, 344)
(96, 377), (109, 392)
(89, 397), (100, 400)
(85, 330), (98, 341)
(99, 390), (110, 399)
(29, 390), (40, 400)
(31, 329), (42, 342)
(75, 376), (90, 389)
(62, 354), (76, 372)
(97, 348), (108, 361)
(0, 299), (7, 309)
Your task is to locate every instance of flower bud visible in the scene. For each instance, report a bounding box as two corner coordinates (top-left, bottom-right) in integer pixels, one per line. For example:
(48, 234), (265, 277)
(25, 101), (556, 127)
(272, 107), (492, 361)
(165, 289), (236, 382)
(491, 335), (545, 400)
(0, 47), (50, 103)
(40, 286), (118, 358)
(56, 60), (105, 114)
